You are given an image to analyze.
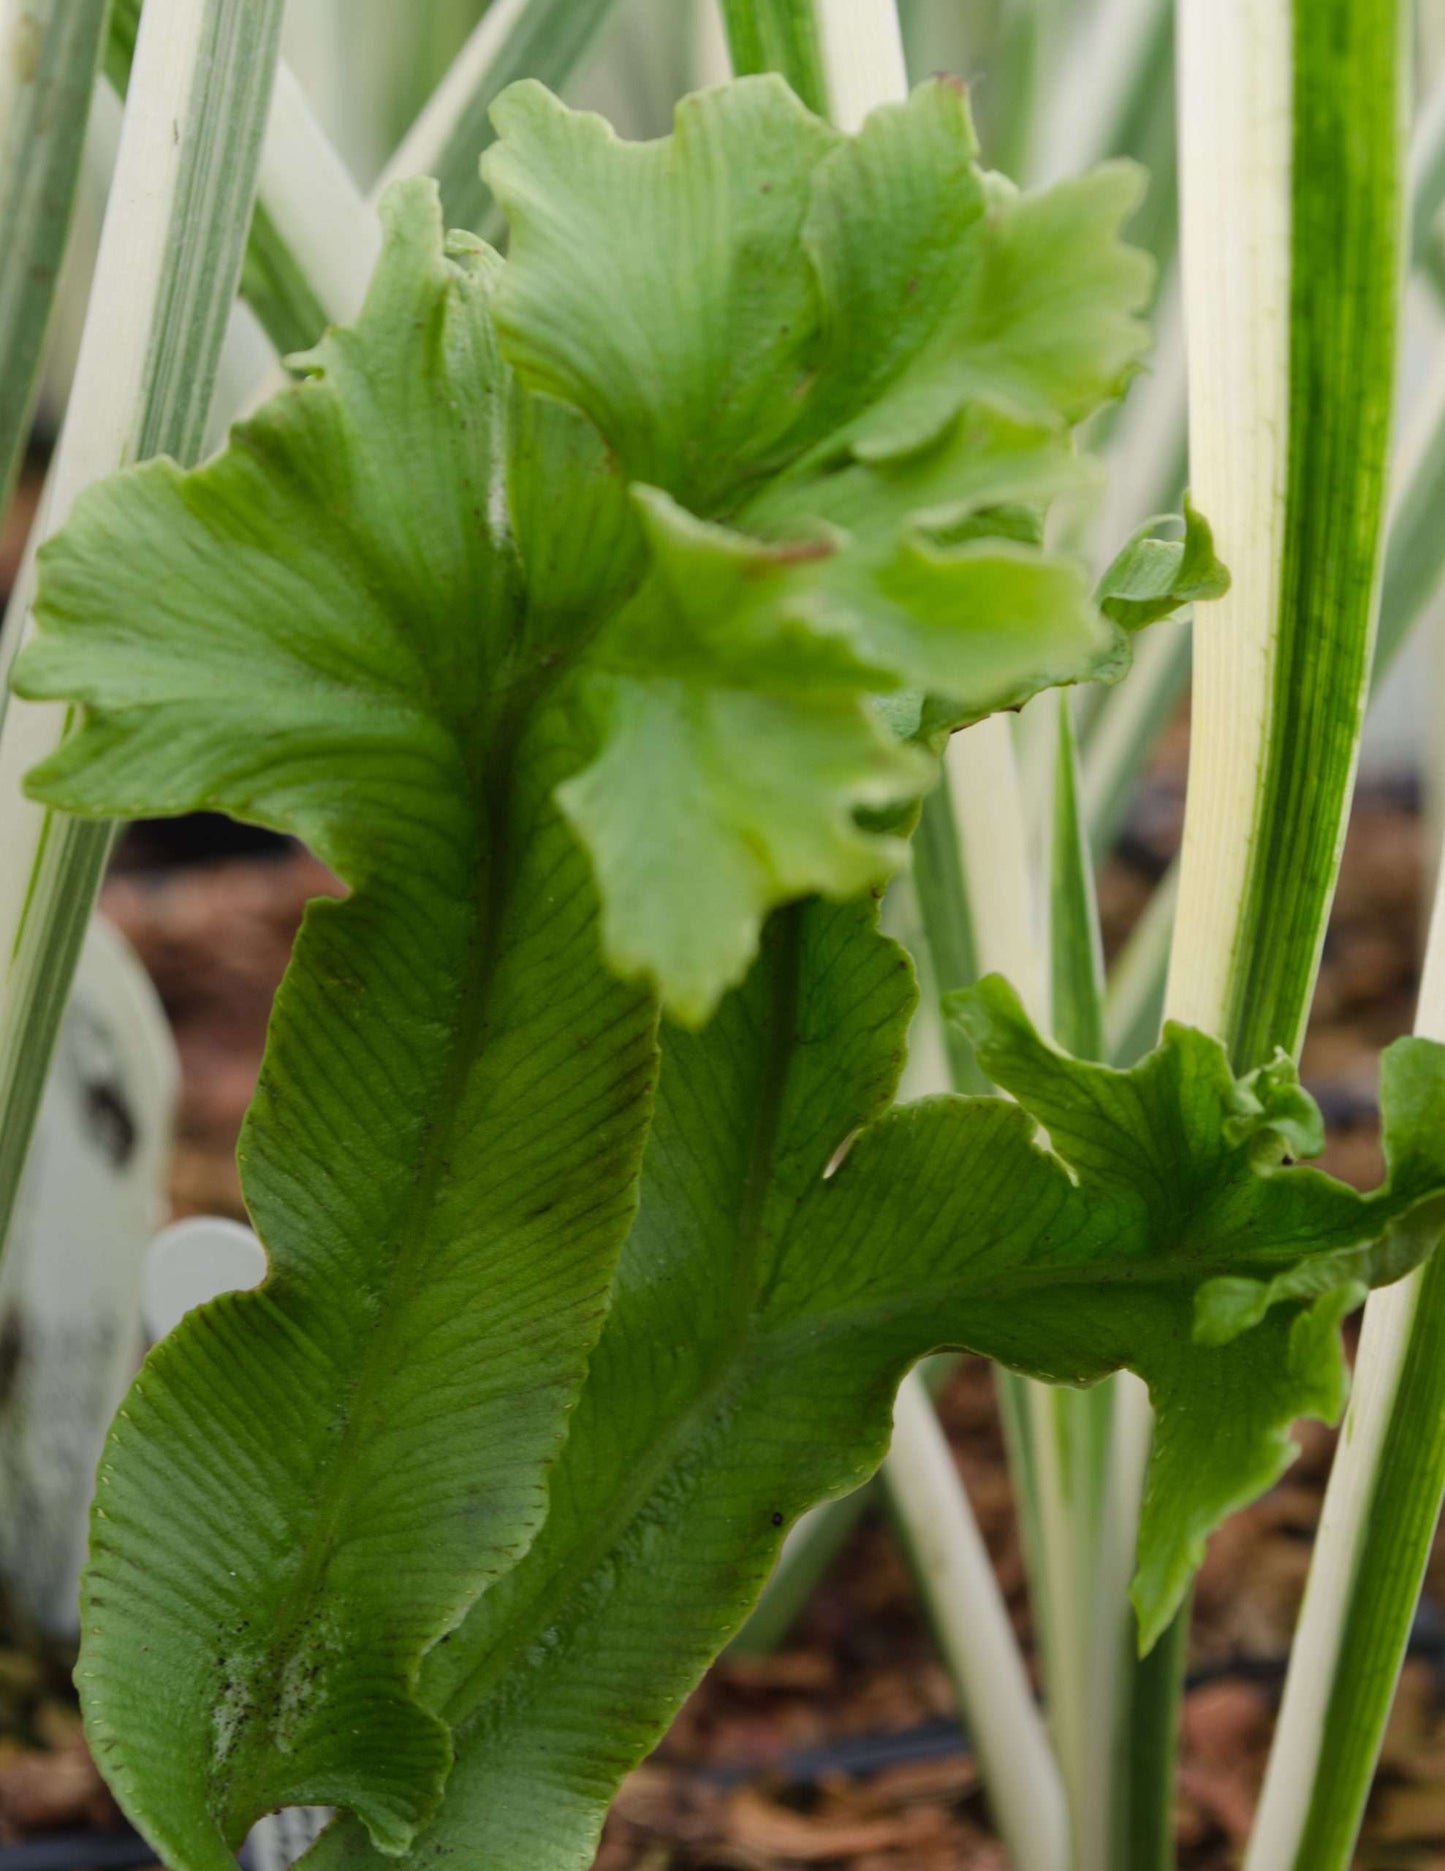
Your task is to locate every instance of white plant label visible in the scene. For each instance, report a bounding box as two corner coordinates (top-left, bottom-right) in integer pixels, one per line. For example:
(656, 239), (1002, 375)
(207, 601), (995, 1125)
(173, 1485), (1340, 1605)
(142, 1213), (267, 1342)
(245, 1803), (334, 1871)
(0, 915), (177, 1632)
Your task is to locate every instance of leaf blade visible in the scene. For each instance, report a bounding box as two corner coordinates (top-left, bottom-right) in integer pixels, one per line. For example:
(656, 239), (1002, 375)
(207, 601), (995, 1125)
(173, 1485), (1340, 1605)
(307, 916), (1445, 1871)
(19, 185), (658, 1870)
(477, 77), (1168, 1017)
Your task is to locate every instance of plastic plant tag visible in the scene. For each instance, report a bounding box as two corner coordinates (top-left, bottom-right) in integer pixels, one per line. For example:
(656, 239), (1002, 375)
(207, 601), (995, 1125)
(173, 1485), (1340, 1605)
(0, 915), (176, 1632)
(142, 1216), (267, 1343)
(243, 1803), (334, 1871)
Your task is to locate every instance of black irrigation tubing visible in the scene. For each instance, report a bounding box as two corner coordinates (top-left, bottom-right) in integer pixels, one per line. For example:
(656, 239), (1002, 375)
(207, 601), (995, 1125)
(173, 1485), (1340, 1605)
(115, 813), (291, 869)
(0, 1824), (270, 1871)
(703, 1716), (970, 1788)
(1308, 1082), (1382, 1130)
(697, 1601), (1445, 1791)
(0, 1833), (155, 1871)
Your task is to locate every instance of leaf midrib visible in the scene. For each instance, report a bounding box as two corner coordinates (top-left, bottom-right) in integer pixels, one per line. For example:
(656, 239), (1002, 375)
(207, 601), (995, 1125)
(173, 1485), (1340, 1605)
(757, 1204), (1404, 1364)
(217, 670), (549, 1827)
(429, 953), (1400, 1748)
(439, 1105), (1422, 1749)
(437, 905), (810, 1734)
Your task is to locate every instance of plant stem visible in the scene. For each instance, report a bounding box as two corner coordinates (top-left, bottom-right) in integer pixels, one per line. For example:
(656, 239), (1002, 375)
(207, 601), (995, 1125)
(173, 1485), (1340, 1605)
(1117, 1602), (1190, 1871)
(1050, 698), (1105, 1062)
(933, 713), (1098, 1851)
(1024, 0), (1169, 188)
(910, 783), (989, 1097)
(1166, 0), (1402, 1068)
(1103, 863), (1178, 1067)
(1411, 69), (1445, 293)
(1093, 267), (1188, 565)
(993, 0), (1065, 184)
(1044, 694), (1126, 1870)
(1118, 3), (1407, 1866)
(729, 1483), (875, 1653)
(809, 0), (907, 129)
(1074, 1367), (1151, 1871)
(102, 0), (379, 344)
(377, 0), (626, 236)
(105, 0), (626, 364)
(1375, 341), (1445, 681)
(0, 0), (286, 1254)
(1248, 694), (1445, 1868)
(717, 0), (827, 115)
(0, 0), (109, 513)
(1077, 270), (1188, 855)
(1098, 300), (1445, 1083)
(889, 1371), (1069, 1871)
(248, 63), (384, 339)
(1084, 68), (1445, 879)
(1245, 1238), (1445, 1865)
